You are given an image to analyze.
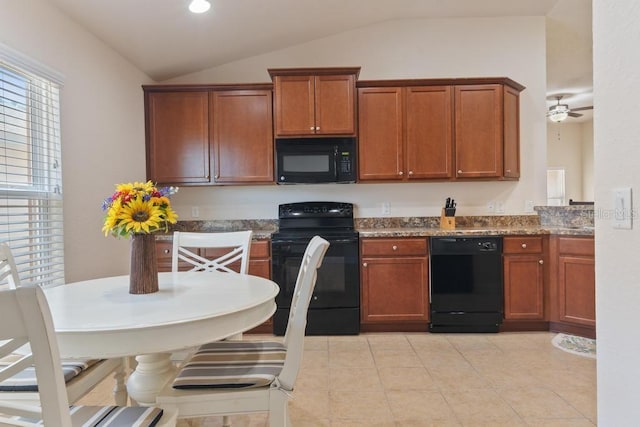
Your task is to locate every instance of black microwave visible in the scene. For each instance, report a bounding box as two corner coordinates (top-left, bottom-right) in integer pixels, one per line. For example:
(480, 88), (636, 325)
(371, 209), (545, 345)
(275, 137), (357, 184)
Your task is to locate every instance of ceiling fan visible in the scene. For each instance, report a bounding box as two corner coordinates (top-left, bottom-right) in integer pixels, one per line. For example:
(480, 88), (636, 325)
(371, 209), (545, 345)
(547, 94), (593, 122)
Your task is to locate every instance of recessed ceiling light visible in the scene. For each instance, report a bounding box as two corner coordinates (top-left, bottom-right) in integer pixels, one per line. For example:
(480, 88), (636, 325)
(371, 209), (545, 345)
(189, 0), (211, 14)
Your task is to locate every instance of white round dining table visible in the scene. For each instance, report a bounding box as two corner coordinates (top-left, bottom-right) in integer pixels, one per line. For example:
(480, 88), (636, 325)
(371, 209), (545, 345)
(43, 271), (279, 406)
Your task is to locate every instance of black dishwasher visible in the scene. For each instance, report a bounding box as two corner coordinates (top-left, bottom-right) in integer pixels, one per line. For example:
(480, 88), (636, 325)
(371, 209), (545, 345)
(429, 236), (503, 332)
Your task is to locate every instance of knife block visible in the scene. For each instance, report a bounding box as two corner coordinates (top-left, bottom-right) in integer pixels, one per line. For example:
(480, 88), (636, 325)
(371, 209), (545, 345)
(440, 208), (456, 230)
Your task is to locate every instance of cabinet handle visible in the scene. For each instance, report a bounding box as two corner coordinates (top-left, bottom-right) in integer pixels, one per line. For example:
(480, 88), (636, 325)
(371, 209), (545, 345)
(408, 170), (414, 176)
(539, 259), (544, 265)
(398, 171), (404, 176)
(163, 249), (170, 254)
(521, 243), (527, 249)
(363, 262), (368, 267)
(310, 126), (315, 130)
(392, 245), (398, 251)
(506, 169), (512, 173)
(458, 169), (463, 174)
(215, 174), (219, 179)
(316, 127), (320, 131)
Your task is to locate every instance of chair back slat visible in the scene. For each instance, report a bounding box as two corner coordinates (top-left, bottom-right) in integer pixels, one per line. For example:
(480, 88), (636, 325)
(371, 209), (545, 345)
(0, 243), (21, 289)
(278, 236), (329, 390)
(172, 231), (252, 274)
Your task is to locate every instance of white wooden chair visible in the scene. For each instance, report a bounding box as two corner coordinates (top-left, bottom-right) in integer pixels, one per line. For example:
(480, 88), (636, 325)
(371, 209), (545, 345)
(171, 231), (253, 274)
(0, 285), (177, 426)
(157, 236), (329, 427)
(171, 230), (253, 349)
(0, 243), (128, 407)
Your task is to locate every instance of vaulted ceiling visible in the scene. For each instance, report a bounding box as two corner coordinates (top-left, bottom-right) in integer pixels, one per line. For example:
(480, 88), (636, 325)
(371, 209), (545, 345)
(45, 0), (593, 121)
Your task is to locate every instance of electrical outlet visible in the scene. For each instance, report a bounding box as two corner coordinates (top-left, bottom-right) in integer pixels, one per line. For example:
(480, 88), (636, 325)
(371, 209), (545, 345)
(382, 202), (391, 216)
(495, 201), (505, 214)
(525, 200), (535, 213)
(191, 206), (200, 218)
(487, 201), (495, 213)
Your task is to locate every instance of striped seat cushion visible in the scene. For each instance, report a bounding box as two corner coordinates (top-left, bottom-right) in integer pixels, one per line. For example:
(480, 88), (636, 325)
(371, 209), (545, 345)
(0, 354), (100, 392)
(18, 405), (163, 426)
(173, 341), (286, 389)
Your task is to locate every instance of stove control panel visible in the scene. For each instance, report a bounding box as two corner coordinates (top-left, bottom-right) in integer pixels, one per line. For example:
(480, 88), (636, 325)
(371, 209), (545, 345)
(279, 202), (353, 219)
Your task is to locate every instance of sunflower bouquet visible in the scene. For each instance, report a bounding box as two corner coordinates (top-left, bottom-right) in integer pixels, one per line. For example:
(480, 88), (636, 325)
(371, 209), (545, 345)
(102, 181), (179, 237)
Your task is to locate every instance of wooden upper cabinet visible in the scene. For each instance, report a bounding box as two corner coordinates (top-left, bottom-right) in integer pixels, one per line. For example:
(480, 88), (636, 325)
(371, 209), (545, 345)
(405, 86), (453, 179)
(358, 85), (453, 181)
(503, 85), (521, 179)
(269, 67), (359, 137)
(144, 84), (274, 186)
(211, 90), (274, 183)
(454, 80), (524, 180)
(357, 87), (404, 181)
(454, 84), (503, 179)
(145, 91), (211, 184)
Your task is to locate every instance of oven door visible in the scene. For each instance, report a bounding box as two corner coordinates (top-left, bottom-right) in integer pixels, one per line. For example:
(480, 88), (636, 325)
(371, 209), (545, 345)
(271, 236), (360, 309)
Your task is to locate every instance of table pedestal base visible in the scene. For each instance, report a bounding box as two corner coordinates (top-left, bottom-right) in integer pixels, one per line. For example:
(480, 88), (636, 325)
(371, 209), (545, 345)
(126, 353), (177, 406)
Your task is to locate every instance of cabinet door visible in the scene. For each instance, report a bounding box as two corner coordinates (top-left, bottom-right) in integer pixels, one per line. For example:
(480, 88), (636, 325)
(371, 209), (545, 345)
(454, 84), (503, 178)
(361, 257), (429, 323)
(314, 74), (356, 135)
(504, 255), (545, 320)
(146, 91), (210, 184)
(357, 87), (404, 181)
(405, 86), (454, 179)
(211, 90), (274, 183)
(273, 75), (315, 136)
(558, 255), (596, 327)
(503, 85), (520, 178)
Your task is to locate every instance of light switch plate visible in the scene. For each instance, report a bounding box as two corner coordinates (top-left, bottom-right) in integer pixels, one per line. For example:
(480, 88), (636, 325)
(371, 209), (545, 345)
(613, 187), (632, 229)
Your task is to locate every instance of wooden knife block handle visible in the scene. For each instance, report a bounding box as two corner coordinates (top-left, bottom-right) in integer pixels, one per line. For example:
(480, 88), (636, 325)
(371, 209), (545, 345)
(440, 208), (456, 230)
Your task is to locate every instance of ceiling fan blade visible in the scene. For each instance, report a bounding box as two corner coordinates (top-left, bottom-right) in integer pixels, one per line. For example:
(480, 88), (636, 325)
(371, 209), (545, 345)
(568, 112), (583, 118)
(571, 105), (593, 112)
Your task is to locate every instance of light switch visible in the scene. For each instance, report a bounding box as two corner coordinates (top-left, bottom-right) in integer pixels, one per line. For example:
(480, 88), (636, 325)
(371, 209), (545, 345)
(613, 187), (632, 229)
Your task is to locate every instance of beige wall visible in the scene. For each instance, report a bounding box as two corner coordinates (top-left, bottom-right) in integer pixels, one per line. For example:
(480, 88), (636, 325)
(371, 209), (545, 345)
(0, 0), (153, 281)
(167, 17), (548, 219)
(593, 0), (640, 422)
(546, 120), (594, 202)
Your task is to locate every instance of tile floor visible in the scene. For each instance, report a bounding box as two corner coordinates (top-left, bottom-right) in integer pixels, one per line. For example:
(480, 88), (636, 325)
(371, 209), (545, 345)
(79, 332), (597, 426)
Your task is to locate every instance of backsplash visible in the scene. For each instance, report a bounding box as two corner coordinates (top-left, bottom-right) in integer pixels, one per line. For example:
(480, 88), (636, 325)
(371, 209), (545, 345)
(534, 206), (595, 228)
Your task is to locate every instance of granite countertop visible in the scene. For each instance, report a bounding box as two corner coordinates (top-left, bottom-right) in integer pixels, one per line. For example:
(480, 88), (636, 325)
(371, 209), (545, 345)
(159, 207), (596, 240)
(356, 225), (594, 238)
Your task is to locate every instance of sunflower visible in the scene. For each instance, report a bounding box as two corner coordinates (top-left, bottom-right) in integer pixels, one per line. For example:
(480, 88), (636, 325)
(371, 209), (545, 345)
(117, 196), (164, 234)
(102, 181), (178, 237)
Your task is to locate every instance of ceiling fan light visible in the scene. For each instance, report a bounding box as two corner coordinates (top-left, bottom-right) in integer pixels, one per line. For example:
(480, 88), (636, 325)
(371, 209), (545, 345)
(549, 110), (569, 122)
(548, 104), (570, 122)
(189, 0), (211, 13)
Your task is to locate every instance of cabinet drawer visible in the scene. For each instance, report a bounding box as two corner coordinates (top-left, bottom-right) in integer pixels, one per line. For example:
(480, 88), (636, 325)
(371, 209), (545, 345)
(361, 238), (427, 256)
(559, 237), (595, 256)
(503, 236), (543, 254)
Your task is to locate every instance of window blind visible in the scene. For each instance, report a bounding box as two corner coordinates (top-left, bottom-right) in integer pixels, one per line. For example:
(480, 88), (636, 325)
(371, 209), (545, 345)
(0, 59), (64, 288)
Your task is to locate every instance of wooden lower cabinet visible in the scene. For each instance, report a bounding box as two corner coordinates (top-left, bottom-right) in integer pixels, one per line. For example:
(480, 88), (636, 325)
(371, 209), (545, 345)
(550, 236), (596, 338)
(502, 236), (549, 331)
(360, 238), (429, 331)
